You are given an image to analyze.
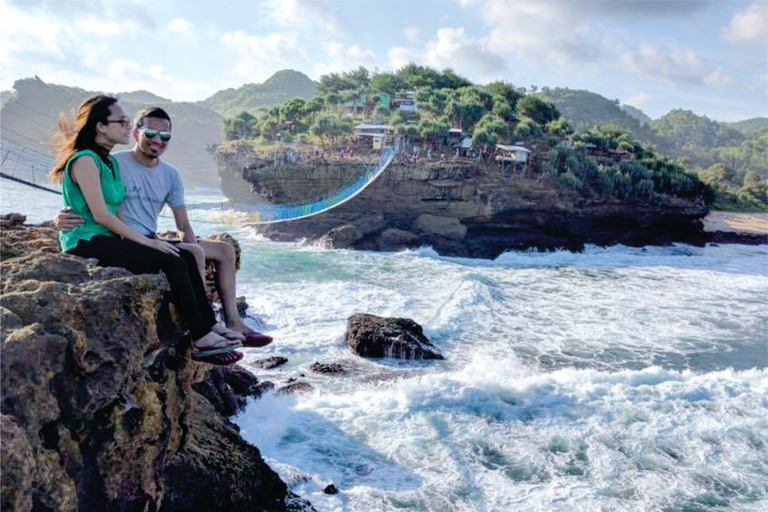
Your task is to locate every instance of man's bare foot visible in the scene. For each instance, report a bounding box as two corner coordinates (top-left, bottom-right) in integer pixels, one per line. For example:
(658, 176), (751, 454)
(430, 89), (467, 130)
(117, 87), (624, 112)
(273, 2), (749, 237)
(211, 322), (245, 341)
(193, 331), (241, 350)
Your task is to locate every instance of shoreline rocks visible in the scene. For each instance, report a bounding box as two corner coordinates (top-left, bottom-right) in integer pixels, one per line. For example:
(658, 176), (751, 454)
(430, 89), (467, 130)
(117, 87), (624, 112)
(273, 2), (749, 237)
(0, 214), (313, 512)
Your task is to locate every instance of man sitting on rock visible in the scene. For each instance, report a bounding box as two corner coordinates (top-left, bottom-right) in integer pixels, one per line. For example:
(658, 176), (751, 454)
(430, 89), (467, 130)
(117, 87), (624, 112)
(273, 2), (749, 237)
(54, 106), (272, 348)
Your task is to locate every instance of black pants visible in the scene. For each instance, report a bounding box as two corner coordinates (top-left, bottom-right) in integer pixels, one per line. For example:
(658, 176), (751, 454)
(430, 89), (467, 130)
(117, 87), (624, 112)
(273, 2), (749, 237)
(68, 234), (216, 340)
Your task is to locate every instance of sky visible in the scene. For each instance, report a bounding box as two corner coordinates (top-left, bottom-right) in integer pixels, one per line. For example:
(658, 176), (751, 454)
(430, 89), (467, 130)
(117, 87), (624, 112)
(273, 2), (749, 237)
(1, 0), (766, 122)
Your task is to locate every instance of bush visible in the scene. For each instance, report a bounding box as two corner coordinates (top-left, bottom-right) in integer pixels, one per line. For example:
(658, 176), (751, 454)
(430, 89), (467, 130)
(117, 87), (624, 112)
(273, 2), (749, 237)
(559, 172), (584, 190)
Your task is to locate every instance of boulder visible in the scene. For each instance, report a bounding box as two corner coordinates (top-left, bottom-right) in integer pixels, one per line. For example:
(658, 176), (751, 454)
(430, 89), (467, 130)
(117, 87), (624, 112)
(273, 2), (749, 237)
(412, 214), (467, 240)
(378, 228), (418, 250)
(344, 314), (444, 360)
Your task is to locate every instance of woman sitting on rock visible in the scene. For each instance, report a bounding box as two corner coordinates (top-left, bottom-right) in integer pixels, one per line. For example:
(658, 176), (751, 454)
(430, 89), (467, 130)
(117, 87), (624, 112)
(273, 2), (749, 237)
(48, 94), (242, 366)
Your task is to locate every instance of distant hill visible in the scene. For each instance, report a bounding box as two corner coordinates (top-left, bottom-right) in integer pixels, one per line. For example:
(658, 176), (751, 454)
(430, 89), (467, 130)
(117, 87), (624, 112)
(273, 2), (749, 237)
(201, 69), (317, 118)
(728, 117), (768, 134)
(535, 87), (655, 143)
(651, 109), (743, 153)
(621, 104), (652, 126)
(117, 90), (171, 104)
(1, 77), (224, 187)
(1, 90), (13, 108)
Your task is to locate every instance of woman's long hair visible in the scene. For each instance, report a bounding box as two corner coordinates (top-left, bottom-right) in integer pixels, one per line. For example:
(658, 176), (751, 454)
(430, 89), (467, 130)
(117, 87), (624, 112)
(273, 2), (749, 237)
(48, 94), (118, 183)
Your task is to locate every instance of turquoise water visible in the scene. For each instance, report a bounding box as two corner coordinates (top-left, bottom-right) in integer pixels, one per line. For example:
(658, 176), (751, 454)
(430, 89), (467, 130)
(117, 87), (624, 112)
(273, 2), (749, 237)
(3, 182), (768, 511)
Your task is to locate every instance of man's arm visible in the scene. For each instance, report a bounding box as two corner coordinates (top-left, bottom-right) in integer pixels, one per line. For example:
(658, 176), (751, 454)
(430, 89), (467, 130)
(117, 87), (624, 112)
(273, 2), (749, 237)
(171, 205), (196, 243)
(53, 207), (84, 231)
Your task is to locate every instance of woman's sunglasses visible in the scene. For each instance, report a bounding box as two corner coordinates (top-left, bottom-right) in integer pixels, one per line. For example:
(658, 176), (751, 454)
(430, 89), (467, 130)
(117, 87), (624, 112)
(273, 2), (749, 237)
(140, 128), (172, 142)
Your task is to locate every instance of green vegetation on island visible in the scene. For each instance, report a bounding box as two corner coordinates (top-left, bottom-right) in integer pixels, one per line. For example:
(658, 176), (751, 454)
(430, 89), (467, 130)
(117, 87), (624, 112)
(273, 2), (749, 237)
(219, 65), (765, 208)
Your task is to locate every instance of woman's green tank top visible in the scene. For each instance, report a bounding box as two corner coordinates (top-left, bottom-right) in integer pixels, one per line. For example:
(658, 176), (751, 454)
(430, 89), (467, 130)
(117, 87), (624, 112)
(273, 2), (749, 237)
(59, 150), (124, 252)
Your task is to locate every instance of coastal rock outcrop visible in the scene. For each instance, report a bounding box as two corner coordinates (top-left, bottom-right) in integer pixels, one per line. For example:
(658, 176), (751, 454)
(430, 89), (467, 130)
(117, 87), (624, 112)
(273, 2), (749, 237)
(0, 215), (311, 512)
(344, 313), (444, 360)
(217, 154), (711, 258)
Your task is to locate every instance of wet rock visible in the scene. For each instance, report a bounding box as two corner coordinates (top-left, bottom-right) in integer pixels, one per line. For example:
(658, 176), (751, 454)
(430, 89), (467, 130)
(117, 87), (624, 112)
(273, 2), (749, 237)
(378, 228), (418, 250)
(193, 364), (276, 417)
(252, 356), (289, 370)
(323, 484), (338, 495)
(412, 214), (467, 240)
(344, 314), (444, 360)
(277, 381), (315, 395)
(309, 362), (347, 374)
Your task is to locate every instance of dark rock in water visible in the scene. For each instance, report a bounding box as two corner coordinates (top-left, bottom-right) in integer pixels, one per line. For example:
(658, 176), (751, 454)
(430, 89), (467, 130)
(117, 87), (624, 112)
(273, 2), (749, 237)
(344, 314), (444, 360)
(236, 295), (250, 318)
(162, 395), (315, 512)
(193, 364), (267, 417)
(277, 381), (315, 395)
(323, 484), (339, 495)
(0, 215), (314, 512)
(309, 362), (347, 374)
(252, 355), (289, 369)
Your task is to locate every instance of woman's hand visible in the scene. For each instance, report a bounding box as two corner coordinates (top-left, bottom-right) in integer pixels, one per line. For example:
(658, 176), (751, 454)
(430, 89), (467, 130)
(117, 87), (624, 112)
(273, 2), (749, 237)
(146, 238), (180, 256)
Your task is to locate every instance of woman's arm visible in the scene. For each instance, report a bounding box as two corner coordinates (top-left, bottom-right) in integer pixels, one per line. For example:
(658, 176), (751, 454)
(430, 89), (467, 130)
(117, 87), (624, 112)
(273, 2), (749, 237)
(70, 156), (179, 255)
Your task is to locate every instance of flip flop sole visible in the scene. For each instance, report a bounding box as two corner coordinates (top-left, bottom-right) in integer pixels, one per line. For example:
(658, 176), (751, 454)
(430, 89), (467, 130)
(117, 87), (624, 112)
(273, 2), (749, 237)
(191, 350), (244, 365)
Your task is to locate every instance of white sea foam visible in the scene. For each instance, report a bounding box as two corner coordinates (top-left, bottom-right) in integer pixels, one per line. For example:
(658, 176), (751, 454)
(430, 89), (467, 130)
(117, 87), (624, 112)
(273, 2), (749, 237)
(4, 183), (767, 511)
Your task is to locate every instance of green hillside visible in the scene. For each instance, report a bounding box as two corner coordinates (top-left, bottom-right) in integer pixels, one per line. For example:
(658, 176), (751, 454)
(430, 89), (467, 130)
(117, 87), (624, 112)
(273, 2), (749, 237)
(621, 104), (652, 125)
(728, 117), (768, 134)
(1, 76), (224, 186)
(535, 87), (654, 142)
(201, 69), (318, 118)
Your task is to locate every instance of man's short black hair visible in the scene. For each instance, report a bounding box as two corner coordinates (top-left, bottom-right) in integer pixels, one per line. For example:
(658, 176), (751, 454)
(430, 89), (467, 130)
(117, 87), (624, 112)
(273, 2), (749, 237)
(134, 107), (172, 129)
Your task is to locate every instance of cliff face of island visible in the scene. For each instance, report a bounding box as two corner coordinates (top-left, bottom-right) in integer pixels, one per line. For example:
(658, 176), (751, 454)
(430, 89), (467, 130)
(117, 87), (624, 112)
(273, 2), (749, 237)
(0, 215), (312, 512)
(217, 149), (711, 258)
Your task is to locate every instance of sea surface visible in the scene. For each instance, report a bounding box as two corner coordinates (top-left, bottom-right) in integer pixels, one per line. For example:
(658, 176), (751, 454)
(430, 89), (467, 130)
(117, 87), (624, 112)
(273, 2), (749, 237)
(3, 182), (768, 512)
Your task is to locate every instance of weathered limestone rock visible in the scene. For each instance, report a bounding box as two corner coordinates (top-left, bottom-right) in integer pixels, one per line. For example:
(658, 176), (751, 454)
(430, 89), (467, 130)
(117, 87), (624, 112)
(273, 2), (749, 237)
(0, 215), (312, 512)
(344, 313), (444, 360)
(412, 214), (467, 240)
(378, 228), (418, 250)
(220, 155), (714, 258)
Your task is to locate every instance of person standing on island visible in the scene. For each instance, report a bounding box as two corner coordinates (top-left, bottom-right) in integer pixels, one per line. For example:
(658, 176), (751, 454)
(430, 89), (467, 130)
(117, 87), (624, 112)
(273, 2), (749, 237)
(49, 95), (244, 365)
(54, 106), (273, 348)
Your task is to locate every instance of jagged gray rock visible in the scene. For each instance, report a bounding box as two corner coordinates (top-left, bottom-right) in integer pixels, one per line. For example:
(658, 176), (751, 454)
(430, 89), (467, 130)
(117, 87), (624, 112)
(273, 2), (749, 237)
(344, 313), (444, 360)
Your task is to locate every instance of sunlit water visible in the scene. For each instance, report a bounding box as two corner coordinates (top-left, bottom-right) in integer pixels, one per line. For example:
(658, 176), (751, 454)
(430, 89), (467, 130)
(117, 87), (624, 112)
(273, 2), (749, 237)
(3, 183), (768, 511)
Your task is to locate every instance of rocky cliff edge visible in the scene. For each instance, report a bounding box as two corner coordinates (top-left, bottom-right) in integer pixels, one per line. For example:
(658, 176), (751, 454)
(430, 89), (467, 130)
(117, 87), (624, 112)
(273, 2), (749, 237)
(0, 214), (313, 512)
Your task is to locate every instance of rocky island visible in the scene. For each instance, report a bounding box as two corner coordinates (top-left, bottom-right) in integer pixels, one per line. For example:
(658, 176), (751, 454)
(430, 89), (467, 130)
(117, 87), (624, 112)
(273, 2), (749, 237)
(216, 143), (718, 259)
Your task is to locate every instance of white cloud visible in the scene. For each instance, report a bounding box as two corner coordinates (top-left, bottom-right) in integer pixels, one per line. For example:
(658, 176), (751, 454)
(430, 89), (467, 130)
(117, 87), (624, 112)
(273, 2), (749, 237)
(424, 27), (510, 81)
(388, 46), (420, 70)
(0, 2), (67, 62)
(313, 42), (377, 78)
(405, 26), (420, 42)
(220, 31), (304, 61)
(462, 0), (605, 69)
(261, 0), (339, 31)
(220, 30), (307, 81)
(620, 45), (733, 88)
(387, 28), (509, 83)
(722, 1), (767, 42)
(167, 18), (195, 42)
(105, 59), (216, 100)
(624, 91), (652, 110)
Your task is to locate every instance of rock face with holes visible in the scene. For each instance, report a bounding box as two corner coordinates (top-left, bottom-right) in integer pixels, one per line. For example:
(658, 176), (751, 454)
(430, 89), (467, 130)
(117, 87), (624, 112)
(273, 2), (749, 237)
(217, 152), (711, 258)
(0, 215), (313, 512)
(344, 314), (444, 360)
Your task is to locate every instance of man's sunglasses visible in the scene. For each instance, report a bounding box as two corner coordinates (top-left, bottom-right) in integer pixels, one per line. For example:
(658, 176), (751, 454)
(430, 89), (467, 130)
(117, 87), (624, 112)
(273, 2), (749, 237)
(140, 128), (172, 142)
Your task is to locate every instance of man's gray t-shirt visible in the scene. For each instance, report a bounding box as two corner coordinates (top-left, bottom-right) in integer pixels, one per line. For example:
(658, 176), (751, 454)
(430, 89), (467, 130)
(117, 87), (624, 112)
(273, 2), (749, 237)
(114, 151), (185, 236)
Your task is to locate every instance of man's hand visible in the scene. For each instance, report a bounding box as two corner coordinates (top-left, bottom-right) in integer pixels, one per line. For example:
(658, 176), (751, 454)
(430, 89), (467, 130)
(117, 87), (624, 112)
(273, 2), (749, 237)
(53, 208), (84, 231)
